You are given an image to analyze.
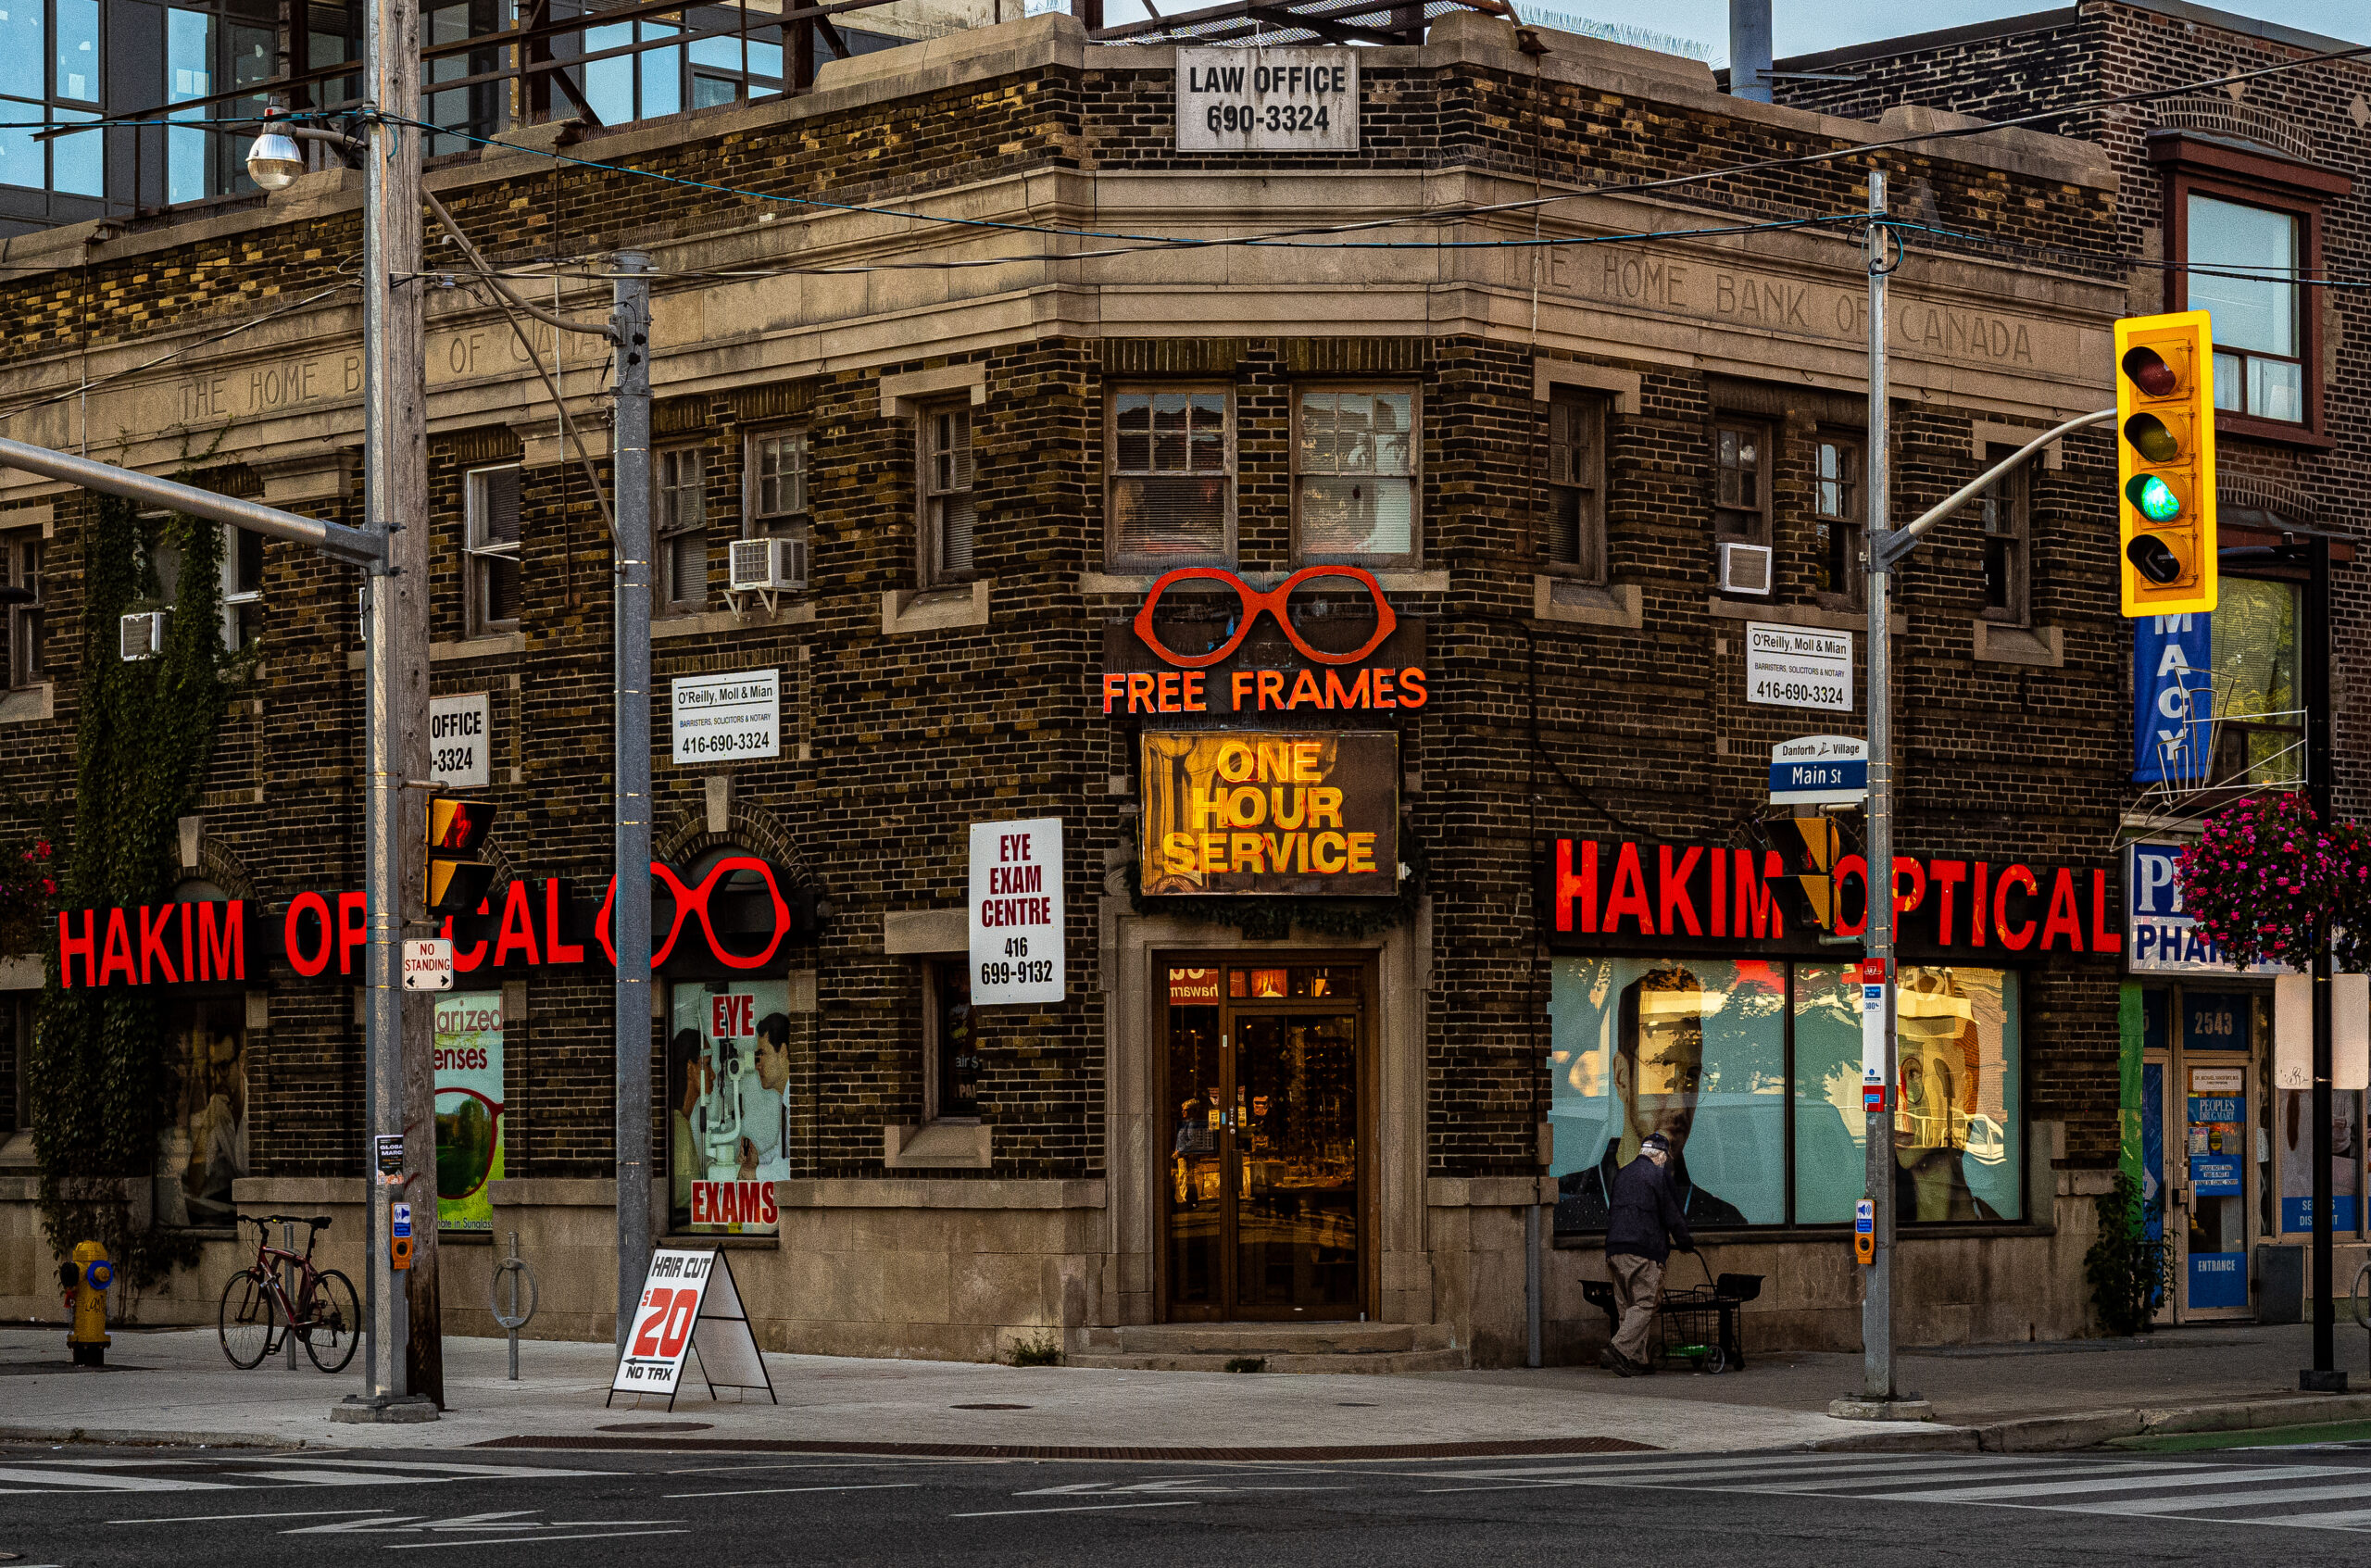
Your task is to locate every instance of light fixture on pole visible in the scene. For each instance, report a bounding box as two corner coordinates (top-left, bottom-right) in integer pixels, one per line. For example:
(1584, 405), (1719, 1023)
(244, 110), (306, 192)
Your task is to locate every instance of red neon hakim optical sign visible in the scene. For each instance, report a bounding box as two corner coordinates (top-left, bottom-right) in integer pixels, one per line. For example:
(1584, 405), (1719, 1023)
(1102, 566), (1428, 715)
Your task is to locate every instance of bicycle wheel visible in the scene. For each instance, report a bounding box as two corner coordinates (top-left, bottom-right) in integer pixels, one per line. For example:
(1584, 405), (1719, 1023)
(299, 1269), (362, 1374)
(219, 1268), (280, 1369)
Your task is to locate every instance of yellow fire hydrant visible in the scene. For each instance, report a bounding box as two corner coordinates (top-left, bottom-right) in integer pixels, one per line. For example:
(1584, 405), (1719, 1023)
(67, 1241), (113, 1367)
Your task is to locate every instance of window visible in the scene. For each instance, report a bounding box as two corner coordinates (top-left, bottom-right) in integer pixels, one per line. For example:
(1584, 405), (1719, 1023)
(665, 978), (791, 1236)
(220, 523), (263, 651)
(423, 0), (502, 158)
(1544, 392), (1604, 580)
(1549, 958), (2023, 1234)
(1109, 387), (1231, 571)
(3, 995), (31, 1138)
(1295, 388), (1415, 565)
(5, 532), (41, 687)
(746, 430), (807, 531)
(926, 960), (978, 1120)
(1978, 449), (2029, 624)
(0, 0), (105, 199)
(156, 994), (247, 1228)
(2188, 194), (2302, 425)
(1712, 420), (1769, 543)
(578, 13), (783, 128)
(2207, 576), (2302, 787)
(166, 6), (274, 204)
(464, 465), (521, 634)
(1812, 434), (1861, 600)
(920, 402), (975, 583)
(657, 445), (707, 612)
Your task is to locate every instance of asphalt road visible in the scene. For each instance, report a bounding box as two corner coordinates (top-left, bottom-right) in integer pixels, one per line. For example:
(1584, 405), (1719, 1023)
(6, 1437), (2371, 1566)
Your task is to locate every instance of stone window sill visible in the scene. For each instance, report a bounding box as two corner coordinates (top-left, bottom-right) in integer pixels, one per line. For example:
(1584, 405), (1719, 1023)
(883, 1120), (993, 1170)
(654, 601), (817, 639)
(883, 580), (991, 634)
(1708, 597), (1906, 635)
(0, 683), (53, 723)
(1532, 577), (1640, 629)
(1081, 569), (1448, 596)
(347, 633), (523, 671)
(1973, 620), (2064, 668)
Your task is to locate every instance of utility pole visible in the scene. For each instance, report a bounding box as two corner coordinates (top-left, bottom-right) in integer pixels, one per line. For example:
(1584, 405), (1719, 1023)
(1857, 168), (1901, 1411)
(2303, 534), (2345, 1391)
(339, 0), (436, 1424)
(611, 252), (656, 1348)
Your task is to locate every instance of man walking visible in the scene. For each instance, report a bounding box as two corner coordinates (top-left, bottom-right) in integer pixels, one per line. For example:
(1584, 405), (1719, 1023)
(1600, 1130), (1693, 1376)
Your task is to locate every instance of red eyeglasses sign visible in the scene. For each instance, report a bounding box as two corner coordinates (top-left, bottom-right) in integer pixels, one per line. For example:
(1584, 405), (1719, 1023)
(596, 857), (794, 971)
(1103, 567), (1427, 716)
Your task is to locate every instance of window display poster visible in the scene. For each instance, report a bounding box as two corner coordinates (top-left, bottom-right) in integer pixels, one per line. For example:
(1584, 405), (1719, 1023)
(433, 992), (505, 1230)
(2277, 1087), (2363, 1234)
(2188, 1065), (2245, 1198)
(157, 997), (248, 1228)
(669, 980), (791, 1234)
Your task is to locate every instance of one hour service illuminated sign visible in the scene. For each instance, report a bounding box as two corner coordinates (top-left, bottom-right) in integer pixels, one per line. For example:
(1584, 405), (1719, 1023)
(1140, 731), (1399, 897)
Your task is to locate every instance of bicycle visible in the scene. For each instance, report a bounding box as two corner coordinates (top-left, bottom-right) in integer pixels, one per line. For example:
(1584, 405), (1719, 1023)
(220, 1214), (361, 1374)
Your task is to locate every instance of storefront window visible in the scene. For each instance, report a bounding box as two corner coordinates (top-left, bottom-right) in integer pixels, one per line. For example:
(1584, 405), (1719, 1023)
(666, 978), (789, 1236)
(1551, 958), (2023, 1233)
(155, 995), (246, 1228)
(433, 992), (504, 1232)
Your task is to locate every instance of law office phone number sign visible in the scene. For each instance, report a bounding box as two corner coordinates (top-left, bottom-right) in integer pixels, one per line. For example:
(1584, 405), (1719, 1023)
(1175, 47), (1359, 152)
(1746, 623), (1853, 713)
(671, 670), (779, 763)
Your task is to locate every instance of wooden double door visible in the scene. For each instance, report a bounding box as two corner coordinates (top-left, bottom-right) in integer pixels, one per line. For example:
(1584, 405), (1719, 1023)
(1160, 958), (1368, 1321)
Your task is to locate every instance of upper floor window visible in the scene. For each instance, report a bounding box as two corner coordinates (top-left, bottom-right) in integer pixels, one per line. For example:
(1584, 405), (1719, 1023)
(1544, 392), (1604, 582)
(0, 0), (104, 198)
(1712, 420), (1769, 544)
(740, 428), (808, 590)
(2189, 194), (2302, 425)
(1109, 387), (1230, 571)
(920, 402), (975, 584)
(657, 445), (707, 613)
(577, 14), (784, 129)
(5, 531), (41, 687)
(2209, 576), (2302, 788)
(1295, 388), (1415, 567)
(167, 6), (274, 204)
(221, 523), (263, 651)
(1812, 433), (1862, 601)
(1979, 449), (2029, 625)
(465, 464), (521, 635)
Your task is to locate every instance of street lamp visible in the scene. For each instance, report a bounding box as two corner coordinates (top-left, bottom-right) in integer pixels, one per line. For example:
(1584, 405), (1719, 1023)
(244, 114), (306, 192)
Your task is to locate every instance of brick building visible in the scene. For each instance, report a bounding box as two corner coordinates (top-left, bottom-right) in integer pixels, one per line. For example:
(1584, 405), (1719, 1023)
(1770, 0), (2369, 1330)
(0, 5), (2298, 1367)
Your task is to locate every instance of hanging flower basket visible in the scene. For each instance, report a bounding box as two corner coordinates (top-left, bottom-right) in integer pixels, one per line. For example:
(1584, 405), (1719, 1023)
(2175, 793), (2371, 972)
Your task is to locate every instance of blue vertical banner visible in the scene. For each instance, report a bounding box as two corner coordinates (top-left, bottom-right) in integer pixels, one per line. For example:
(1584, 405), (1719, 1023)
(2133, 612), (2212, 783)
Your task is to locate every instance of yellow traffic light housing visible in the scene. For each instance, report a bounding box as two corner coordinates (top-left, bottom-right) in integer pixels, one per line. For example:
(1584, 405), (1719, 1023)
(425, 798), (497, 915)
(2114, 311), (2217, 617)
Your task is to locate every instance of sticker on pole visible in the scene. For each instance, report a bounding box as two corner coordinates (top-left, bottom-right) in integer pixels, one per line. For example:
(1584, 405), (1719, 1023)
(608, 1248), (777, 1411)
(1859, 958), (1888, 1090)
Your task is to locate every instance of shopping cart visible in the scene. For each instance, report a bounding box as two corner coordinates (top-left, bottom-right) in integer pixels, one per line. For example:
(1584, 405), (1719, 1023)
(1582, 1248), (1763, 1374)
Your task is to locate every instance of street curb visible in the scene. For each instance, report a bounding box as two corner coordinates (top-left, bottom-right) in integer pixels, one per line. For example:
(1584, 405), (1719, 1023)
(1809, 1390), (2371, 1454)
(0, 1424), (303, 1449)
(472, 1434), (1662, 1461)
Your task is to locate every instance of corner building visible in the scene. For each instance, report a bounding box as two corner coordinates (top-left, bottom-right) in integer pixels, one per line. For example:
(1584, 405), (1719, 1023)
(0, 8), (2158, 1365)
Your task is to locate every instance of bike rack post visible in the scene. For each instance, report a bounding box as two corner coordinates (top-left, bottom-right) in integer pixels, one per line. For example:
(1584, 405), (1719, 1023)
(282, 1221), (298, 1371)
(489, 1230), (539, 1381)
(2352, 1261), (2370, 1377)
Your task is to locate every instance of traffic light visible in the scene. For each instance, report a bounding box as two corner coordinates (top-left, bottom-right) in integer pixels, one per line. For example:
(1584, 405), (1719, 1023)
(2114, 310), (2217, 618)
(424, 798), (496, 916)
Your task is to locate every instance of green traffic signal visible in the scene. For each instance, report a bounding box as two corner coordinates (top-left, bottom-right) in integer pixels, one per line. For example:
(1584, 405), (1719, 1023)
(2125, 474), (2180, 522)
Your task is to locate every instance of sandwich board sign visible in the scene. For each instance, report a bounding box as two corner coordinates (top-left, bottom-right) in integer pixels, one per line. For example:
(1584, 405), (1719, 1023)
(608, 1248), (776, 1410)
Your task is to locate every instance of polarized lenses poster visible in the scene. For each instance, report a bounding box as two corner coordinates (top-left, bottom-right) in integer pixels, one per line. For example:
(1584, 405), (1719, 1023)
(433, 992), (505, 1230)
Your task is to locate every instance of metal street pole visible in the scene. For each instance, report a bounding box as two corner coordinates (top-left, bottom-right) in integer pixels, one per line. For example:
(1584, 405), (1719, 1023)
(339, 0), (436, 1424)
(2303, 534), (2345, 1391)
(1859, 169), (1900, 1408)
(612, 252), (656, 1349)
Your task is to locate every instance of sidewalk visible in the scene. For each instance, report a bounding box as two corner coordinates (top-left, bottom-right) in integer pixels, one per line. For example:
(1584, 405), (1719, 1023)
(2, 1322), (2365, 1457)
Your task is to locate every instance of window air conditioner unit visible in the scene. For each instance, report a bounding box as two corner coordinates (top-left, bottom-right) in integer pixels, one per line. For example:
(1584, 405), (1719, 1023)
(1719, 542), (1774, 596)
(725, 534), (806, 614)
(119, 609), (167, 660)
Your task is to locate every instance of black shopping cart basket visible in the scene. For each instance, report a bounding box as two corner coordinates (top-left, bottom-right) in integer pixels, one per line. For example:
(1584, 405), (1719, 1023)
(1582, 1249), (1763, 1374)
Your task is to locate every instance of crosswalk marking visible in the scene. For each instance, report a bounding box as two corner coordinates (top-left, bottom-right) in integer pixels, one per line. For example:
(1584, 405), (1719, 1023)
(0, 1466), (233, 1491)
(0, 1456), (615, 1498)
(1863, 1463), (2351, 1504)
(2264, 1508), (2371, 1530)
(1744, 1461), (2147, 1492)
(2071, 1482), (2371, 1516)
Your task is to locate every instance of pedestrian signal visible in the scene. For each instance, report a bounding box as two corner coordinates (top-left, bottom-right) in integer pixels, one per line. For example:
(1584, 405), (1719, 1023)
(2114, 311), (2217, 617)
(425, 798), (497, 915)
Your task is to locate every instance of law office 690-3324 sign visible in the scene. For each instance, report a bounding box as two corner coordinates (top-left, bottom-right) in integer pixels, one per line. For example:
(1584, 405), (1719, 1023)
(1175, 47), (1359, 153)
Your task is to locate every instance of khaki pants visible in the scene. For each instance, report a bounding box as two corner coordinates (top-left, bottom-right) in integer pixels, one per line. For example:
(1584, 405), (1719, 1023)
(1609, 1252), (1664, 1366)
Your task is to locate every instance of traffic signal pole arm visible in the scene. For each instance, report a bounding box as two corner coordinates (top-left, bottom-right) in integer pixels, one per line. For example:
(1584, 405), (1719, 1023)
(0, 434), (385, 566)
(1870, 407), (2115, 572)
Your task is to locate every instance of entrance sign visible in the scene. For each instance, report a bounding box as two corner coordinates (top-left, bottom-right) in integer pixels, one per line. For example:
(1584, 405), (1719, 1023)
(1746, 623), (1852, 712)
(401, 938), (454, 992)
(608, 1248), (776, 1410)
(1140, 731), (1399, 897)
(428, 692), (491, 789)
(1770, 735), (1867, 805)
(1175, 47), (1359, 154)
(968, 818), (1065, 1007)
(671, 670), (779, 764)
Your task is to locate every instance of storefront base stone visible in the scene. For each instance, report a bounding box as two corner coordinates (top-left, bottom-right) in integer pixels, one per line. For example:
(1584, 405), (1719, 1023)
(1829, 1396), (1937, 1422)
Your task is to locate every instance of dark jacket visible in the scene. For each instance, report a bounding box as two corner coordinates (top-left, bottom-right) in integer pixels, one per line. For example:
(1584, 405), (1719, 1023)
(1562, 1145), (1746, 1236)
(1604, 1152), (1693, 1263)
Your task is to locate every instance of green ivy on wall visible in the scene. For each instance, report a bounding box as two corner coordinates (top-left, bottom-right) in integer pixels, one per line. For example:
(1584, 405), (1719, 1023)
(31, 496), (229, 1292)
(1129, 822), (1429, 942)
